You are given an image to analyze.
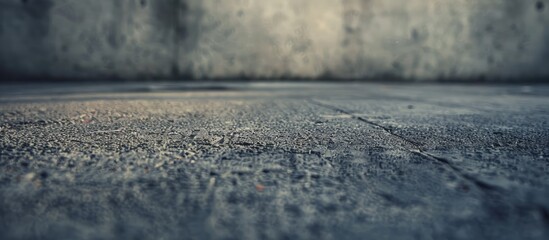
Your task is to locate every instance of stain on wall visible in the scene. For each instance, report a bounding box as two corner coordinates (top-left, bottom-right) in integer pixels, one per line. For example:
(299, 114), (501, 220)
(0, 0), (547, 81)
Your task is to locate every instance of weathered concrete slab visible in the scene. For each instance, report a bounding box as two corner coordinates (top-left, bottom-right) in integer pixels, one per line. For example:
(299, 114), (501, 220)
(0, 83), (548, 239)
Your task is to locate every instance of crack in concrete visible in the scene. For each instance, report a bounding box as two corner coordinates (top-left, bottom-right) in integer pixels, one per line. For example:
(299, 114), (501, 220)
(411, 151), (501, 192)
(309, 99), (503, 193)
(310, 99), (424, 149)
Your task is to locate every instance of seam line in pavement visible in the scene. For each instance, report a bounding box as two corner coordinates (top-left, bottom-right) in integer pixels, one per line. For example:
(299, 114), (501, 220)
(310, 99), (423, 148)
(309, 99), (502, 193)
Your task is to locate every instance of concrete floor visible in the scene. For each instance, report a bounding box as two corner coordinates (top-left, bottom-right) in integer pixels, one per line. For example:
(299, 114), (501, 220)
(1, 82), (548, 239)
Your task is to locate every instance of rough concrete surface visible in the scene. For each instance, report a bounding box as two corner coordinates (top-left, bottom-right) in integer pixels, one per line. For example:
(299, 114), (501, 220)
(0, 82), (548, 239)
(1, 0), (549, 80)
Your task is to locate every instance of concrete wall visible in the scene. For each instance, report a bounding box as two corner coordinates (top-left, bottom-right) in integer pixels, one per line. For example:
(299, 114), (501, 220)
(1, 0), (548, 81)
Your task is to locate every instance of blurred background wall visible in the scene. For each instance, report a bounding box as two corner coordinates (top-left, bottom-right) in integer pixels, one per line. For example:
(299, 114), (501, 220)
(1, 0), (548, 81)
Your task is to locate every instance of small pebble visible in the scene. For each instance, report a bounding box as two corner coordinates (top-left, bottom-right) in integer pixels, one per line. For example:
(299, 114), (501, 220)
(255, 184), (265, 192)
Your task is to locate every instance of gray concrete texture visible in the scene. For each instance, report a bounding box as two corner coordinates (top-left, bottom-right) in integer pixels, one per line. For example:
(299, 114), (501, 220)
(1, 83), (548, 239)
(1, 0), (549, 81)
